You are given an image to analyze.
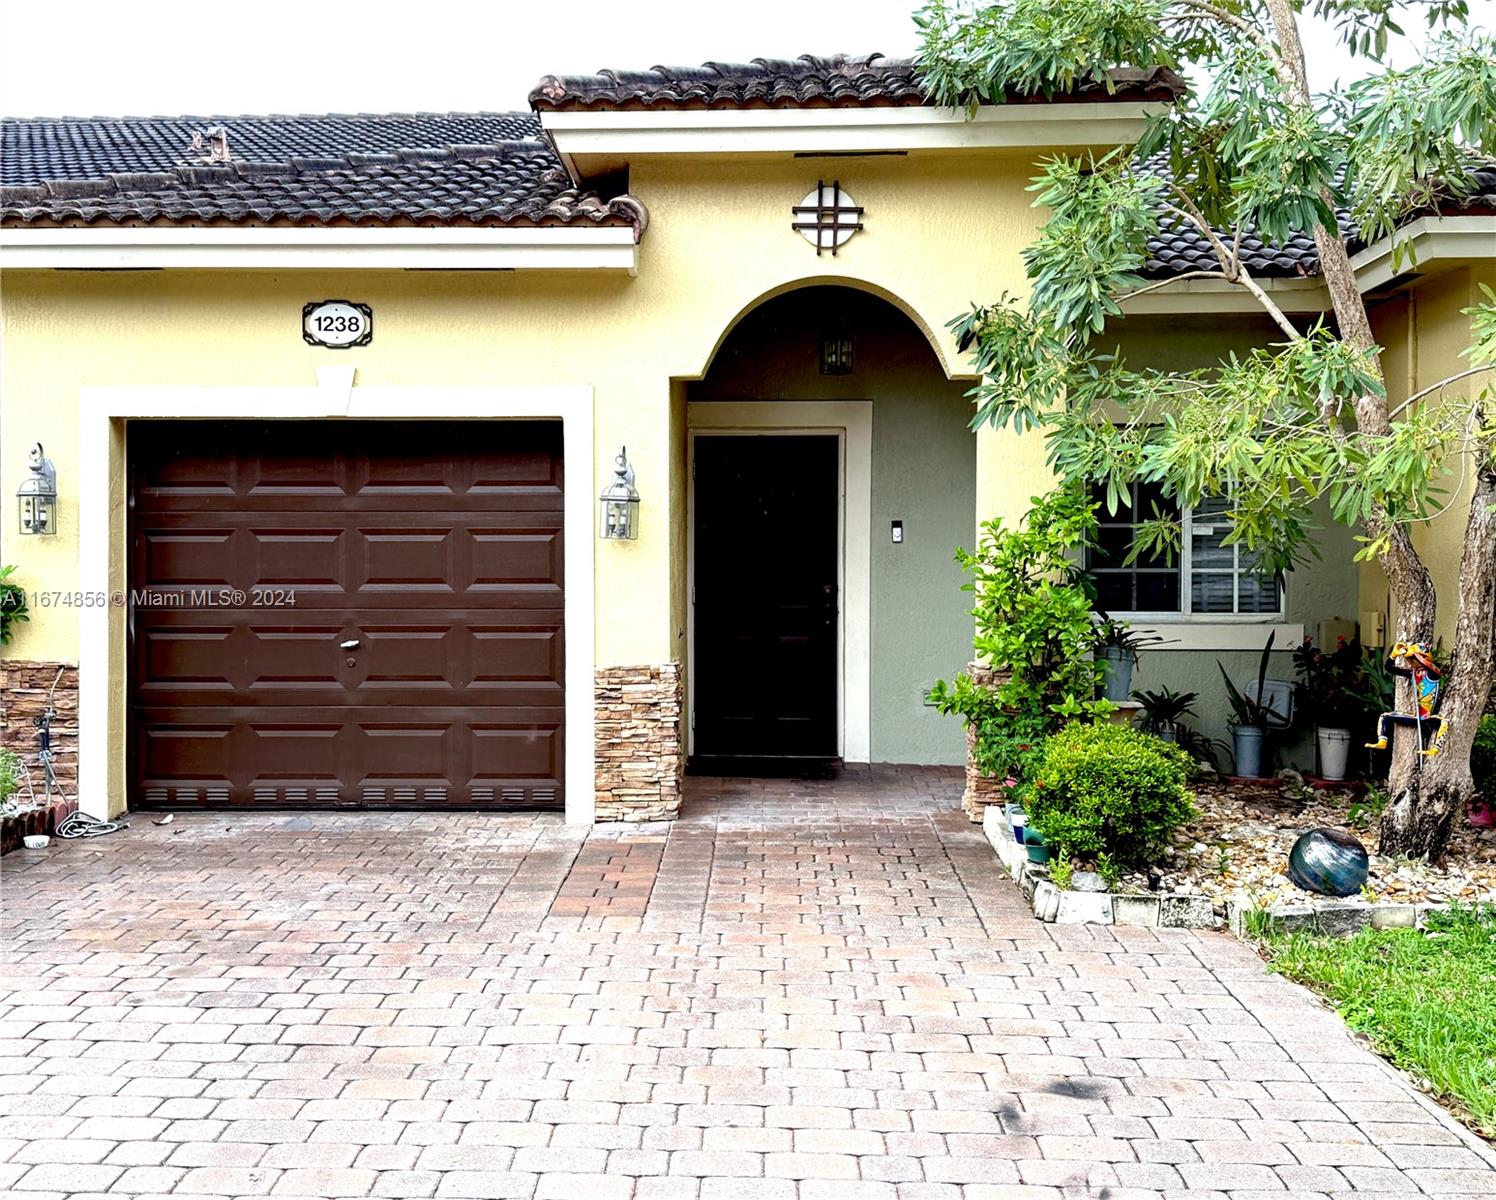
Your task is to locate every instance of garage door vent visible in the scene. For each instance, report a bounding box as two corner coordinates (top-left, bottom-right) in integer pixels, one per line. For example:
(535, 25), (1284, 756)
(472, 787), (494, 804)
(145, 787), (168, 806)
(531, 788), (556, 806)
(423, 787), (447, 804)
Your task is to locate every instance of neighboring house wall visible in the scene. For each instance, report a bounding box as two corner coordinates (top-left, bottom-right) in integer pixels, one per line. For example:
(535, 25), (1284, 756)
(687, 287), (976, 765)
(1363, 265), (1494, 648)
(1103, 314), (1362, 766)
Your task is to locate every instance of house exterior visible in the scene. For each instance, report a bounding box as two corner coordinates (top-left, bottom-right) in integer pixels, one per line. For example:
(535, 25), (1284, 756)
(2, 55), (1492, 826)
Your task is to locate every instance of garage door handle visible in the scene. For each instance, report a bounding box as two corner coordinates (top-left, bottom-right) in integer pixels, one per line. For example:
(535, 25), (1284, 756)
(340, 639), (361, 650)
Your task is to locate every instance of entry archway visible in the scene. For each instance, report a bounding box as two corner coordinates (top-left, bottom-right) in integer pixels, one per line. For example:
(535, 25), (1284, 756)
(682, 285), (977, 770)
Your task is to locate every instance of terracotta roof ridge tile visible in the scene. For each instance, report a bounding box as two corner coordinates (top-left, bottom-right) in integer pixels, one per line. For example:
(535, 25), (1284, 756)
(530, 53), (1184, 110)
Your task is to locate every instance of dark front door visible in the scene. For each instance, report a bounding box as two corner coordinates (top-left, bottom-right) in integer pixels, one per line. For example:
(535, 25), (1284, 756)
(128, 420), (565, 810)
(693, 434), (839, 761)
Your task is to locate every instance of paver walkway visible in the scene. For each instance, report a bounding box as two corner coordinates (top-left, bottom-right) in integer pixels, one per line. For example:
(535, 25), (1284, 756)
(3, 765), (1494, 1199)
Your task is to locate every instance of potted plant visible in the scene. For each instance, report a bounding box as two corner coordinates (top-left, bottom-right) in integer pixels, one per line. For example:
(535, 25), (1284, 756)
(1218, 631), (1287, 778)
(1095, 615), (1173, 702)
(1292, 635), (1366, 781)
(1131, 686), (1199, 742)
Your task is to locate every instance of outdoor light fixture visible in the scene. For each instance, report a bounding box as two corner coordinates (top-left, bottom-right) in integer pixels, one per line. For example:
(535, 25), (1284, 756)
(599, 446), (640, 540)
(17, 443), (57, 536)
(820, 329), (854, 375)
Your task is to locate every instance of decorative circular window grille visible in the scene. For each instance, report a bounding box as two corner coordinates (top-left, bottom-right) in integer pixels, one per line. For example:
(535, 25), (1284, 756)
(792, 181), (863, 256)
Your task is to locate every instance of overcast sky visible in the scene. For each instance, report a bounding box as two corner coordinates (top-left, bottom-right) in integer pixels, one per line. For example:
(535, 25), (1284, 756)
(1, 0), (1491, 118)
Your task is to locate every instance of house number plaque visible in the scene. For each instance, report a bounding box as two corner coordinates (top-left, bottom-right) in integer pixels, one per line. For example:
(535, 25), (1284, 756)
(302, 300), (373, 349)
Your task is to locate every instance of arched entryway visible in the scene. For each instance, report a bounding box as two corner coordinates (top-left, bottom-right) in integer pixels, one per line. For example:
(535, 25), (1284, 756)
(682, 285), (977, 771)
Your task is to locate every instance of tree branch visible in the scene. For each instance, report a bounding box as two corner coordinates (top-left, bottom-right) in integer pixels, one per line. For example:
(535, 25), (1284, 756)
(1159, 200), (1236, 273)
(1115, 270), (1229, 303)
(1167, 0), (1285, 67)
(1156, 197), (1301, 339)
(1388, 364), (1496, 419)
(1233, 264), (1303, 341)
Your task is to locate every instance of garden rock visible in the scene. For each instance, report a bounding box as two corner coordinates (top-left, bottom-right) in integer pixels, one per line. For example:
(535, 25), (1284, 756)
(1314, 901), (1372, 936)
(1371, 904), (1417, 929)
(1071, 870), (1107, 892)
(1056, 889), (1113, 924)
(1160, 893), (1213, 927)
(1112, 894), (1162, 926)
(1033, 879), (1061, 922)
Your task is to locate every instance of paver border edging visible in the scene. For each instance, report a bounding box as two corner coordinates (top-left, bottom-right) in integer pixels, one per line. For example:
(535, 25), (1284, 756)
(981, 803), (1215, 928)
(983, 803), (1460, 937)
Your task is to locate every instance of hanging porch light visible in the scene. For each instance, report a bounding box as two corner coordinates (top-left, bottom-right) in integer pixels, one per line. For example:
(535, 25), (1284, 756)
(599, 446), (640, 540)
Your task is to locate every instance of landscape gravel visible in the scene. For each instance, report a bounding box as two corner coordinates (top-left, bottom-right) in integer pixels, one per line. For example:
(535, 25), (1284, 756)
(1117, 775), (1496, 912)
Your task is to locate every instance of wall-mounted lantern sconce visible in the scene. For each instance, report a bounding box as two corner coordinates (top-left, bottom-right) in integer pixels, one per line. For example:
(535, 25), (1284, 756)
(820, 330), (853, 375)
(17, 443), (57, 535)
(599, 446), (640, 540)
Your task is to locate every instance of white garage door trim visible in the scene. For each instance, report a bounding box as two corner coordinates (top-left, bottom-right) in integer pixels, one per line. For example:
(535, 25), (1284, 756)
(78, 381), (596, 826)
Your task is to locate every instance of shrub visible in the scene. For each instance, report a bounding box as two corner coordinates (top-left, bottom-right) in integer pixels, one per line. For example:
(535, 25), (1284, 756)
(0, 747), (21, 809)
(1474, 714), (1496, 804)
(971, 711), (1048, 787)
(930, 486), (1113, 731)
(1021, 722), (1195, 865)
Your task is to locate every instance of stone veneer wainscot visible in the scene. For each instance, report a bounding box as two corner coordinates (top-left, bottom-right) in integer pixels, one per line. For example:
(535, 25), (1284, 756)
(0, 661), (79, 851)
(594, 662), (683, 821)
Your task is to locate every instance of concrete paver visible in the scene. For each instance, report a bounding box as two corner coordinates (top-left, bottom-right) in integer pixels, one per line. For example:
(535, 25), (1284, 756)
(4, 765), (1494, 1197)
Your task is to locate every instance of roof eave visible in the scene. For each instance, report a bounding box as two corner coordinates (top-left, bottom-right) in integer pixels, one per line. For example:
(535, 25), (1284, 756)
(1350, 213), (1496, 292)
(541, 100), (1169, 178)
(0, 224), (641, 273)
(1119, 213), (1496, 314)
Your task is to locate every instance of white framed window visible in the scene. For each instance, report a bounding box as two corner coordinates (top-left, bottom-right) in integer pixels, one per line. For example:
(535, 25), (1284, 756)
(1088, 483), (1283, 618)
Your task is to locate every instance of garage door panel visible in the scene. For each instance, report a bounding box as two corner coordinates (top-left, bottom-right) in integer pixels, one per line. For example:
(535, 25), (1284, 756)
(469, 624), (563, 689)
(472, 723), (565, 782)
(470, 529), (563, 588)
(134, 710), (564, 807)
(130, 420), (565, 811)
(359, 527), (456, 591)
(252, 527), (345, 587)
(141, 528), (238, 586)
(245, 455), (346, 495)
(139, 626), (238, 692)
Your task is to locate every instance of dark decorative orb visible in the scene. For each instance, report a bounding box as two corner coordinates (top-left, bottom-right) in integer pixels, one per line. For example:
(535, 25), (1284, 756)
(1288, 828), (1369, 897)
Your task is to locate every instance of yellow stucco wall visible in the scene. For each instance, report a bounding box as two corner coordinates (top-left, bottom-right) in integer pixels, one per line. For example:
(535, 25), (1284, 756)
(1, 151), (1048, 676)
(1362, 265), (1489, 645)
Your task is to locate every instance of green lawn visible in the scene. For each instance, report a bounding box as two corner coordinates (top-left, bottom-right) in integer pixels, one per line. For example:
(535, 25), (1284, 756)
(1260, 904), (1496, 1139)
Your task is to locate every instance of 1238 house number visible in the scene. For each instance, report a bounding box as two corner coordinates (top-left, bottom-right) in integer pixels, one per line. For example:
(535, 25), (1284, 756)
(302, 300), (373, 349)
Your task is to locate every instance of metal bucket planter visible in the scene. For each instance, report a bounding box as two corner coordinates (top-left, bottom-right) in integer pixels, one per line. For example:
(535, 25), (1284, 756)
(1099, 648), (1136, 701)
(1232, 724), (1266, 778)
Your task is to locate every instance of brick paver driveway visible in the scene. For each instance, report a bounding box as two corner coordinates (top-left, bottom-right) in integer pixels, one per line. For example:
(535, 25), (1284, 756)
(4, 766), (1494, 1199)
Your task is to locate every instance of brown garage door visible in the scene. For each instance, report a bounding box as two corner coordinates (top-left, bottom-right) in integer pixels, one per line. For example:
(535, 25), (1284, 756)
(129, 420), (564, 810)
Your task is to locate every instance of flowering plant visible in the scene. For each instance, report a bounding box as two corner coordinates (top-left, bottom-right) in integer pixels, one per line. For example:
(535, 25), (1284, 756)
(1292, 635), (1369, 729)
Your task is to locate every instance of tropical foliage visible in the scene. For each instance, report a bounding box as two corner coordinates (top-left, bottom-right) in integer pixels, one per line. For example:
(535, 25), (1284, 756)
(917, 0), (1496, 858)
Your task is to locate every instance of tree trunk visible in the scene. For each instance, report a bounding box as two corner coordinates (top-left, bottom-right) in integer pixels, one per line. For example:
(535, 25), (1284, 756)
(1379, 463), (1496, 859)
(1260, 0), (1496, 855)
